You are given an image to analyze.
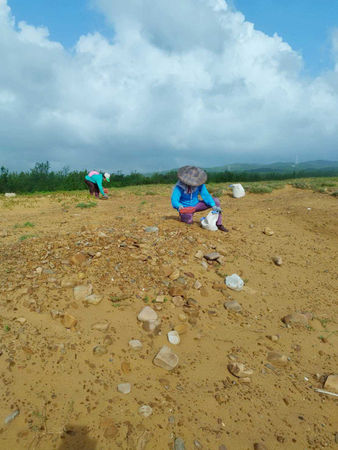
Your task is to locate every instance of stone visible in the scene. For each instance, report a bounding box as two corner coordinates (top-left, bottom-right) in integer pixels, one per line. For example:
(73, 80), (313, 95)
(267, 352), (288, 367)
(178, 313), (187, 322)
(73, 284), (93, 301)
(204, 252), (221, 261)
(254, 444), (268, 450)
(15, 317), (27, 325)
(272, 256), (282, 266)
(84, 294), (103, 305)
(129, 339), (143, 350)
(169, 269), (180, 281)
(35, 267), (43, 275)
(70, 252), (87, 265)
(61, 278), (77, 288)
(324, 374), (338, 393)
(201, 261), (208, 269)
(91, 322), (110, 332)
(194, 440), (203, 448)
(267, 335), (279, 342)
(194, 280), (202, 289)
(138, 405), (153, 417)
(50, 310), (62, 319)
(62, 313), (77, 329)
(168, 330), (180, 345)
(227, 362), (253, 378)
(144, 226), (158, 233)
(263, 227), (274, 236)
(93, 345), (108, 355)
(224, 301), (242, 312)
(162, 265), (174, 277)
(172, 296), (185, 307)
(117, 383), (131, 394)
(142, 318), (161, 333)
(153, 346), (179, 370)
(195, 250), (204, 259)
(104, 335), (113, 346)
(174, 437), (185, 450)
(137, 306), (158, 322)
(155, 295), (165, 303)
(169, 286), (185, 297)
(282, 312), (309, 326)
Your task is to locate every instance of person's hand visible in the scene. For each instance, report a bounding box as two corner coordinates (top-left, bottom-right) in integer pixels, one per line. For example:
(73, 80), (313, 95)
(102, 194), (108, 200)
(212, 205), (222, 213)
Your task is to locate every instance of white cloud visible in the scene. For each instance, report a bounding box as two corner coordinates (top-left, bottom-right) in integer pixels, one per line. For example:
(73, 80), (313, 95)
(0, 0), (338, 173)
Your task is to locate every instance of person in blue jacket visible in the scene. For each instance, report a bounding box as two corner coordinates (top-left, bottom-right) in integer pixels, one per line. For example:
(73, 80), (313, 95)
(85, 171), (110, 199)
(171, 166), (228, 231)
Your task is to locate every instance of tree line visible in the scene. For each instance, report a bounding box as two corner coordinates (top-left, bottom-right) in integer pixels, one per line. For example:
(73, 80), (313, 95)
(0, 162), (337, 193)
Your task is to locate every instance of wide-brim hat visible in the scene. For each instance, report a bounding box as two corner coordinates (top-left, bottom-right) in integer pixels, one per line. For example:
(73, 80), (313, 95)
(177, 166), (207, 186)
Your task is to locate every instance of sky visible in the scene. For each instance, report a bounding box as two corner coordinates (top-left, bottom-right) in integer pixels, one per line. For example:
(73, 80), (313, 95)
(0, 0), (338, 173)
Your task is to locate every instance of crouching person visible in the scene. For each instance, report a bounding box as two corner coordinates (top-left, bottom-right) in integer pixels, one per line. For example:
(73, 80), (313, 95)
(84, 171), (110, 199)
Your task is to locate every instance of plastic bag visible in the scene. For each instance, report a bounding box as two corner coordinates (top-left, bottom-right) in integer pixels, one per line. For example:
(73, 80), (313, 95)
(229, 184), (245, 198)
(225, 274), (244, 291)
(200, 211), (219, 231)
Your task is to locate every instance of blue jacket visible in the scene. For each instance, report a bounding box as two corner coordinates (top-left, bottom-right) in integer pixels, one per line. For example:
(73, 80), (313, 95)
(171, 182), (215, 210)
(85, 173), (105, 196)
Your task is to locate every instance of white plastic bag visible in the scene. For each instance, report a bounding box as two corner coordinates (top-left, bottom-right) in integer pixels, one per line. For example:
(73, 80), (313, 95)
(230, 184), (245, 198)
(225, 274), (244, 291)
(200, 211), (219, 231)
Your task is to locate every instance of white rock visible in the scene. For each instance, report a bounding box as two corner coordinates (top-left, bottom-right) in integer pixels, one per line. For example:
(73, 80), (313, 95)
(91, 322), (109, 332)
(35, 267), (43, 275)
(195, 250), (204, 259)
(15, 317), (27, 324)
(138, 405), (153, 417)
(168, 330), (180, 345)
(153, 346), (179, 370)
(74, 284), (93, 300)
(4, 193), (16, 198)
(84, 294), (103, 305)
(137, 306), (158, 322)
(194, 280), (202, 290)
(129, 339), (143, 350)
(117, 383), (131, 394)
(225, 274), (244, 291)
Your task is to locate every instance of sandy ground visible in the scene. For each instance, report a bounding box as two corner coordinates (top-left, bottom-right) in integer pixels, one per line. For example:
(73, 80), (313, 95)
(0, 185), (337, 450)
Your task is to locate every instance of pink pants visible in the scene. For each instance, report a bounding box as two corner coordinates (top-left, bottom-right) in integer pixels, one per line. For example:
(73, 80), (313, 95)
(179, 197), (222, 225)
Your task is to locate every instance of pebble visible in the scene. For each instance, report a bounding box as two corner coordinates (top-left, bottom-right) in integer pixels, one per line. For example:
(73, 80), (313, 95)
(254, 444), (268, 450)
(129, 339), (143, 350)
(263, 227), (274, 236)
(62, 312), (77, 329)
(35, 267), (43, 275)
(227, 362), (253, 378)
(324, 374), (338, 393)
(70, 252), (87, 265)
(61, 278), (77, 288)
(169, 269), (180, 281)
(117, 383), (131, 394)
(85, 294), (103, 305)
(194, 440), (203, 448)
(195, 250), (203, 259)
(155, 295), (165, 303)
(91, 322), (110, 332)
(224, 301), (242, 312)
(272, 255), (283, 266)
(138, 405), (153, 417)
(73, 284), (93, 301)
(168, 330), (180, 345)
(93, 345), (108, 355)
(172, 296), (185, 307)
(267, 335), (279, 342)
(138, 306), (158, 322)
(178, 313), (187, 322)
(174, 437), (185, 450)
(194, 280), (202, 289)
(282, 312), (309, 326)
(267, 352), (288, 367)
(15, 317), (27, 325)
(143, 318), (161, 333)
(4, 409), (20, 425)
(201, 261), (208, 269)
(153, 346), (179, 370)
(204, 252), (221, 261)
(144, 226), (158, 233)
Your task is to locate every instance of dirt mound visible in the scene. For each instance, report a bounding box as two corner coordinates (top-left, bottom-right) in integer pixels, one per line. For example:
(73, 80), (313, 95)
(0, 186), (337, 449)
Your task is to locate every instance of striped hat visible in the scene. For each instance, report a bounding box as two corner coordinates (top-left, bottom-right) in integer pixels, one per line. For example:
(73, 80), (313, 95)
(177, 166), (207, 187)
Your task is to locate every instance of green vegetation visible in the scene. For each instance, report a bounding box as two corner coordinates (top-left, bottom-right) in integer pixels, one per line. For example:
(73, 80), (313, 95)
(19, 234), (37, 241)
(14, 221), (35, 228)
(1, 161), (338, 194)
(76, 201), (97, 209)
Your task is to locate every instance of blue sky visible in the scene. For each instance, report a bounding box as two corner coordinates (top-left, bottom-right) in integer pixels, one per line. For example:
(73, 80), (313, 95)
(1, 0), (338, 172)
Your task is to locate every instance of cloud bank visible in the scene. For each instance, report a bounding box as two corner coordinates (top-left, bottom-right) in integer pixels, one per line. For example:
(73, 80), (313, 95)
(0, 0), (337, 172)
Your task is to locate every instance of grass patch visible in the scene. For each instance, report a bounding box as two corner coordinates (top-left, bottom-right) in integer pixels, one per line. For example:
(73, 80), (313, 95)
(14, 221), (35, 228)
(76, 201), (97, 209)
(247, 185), (273, 194)
(19, 234), (37, 241)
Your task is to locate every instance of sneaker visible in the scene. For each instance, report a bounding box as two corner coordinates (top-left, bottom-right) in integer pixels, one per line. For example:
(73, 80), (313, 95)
(217, 224), (229, 232)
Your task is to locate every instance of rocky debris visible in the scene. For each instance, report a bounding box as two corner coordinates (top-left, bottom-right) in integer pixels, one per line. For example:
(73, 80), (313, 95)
(228, 362), (253, 378)
(138, 405), (153, 417)
(195, 250), (203, 259)
(4, 409), (20, 425)
(129, 339), (143, 350)
(137, 306), (158, 322)
(169, 269), (180, 281)
(93, 345), (108, 355)
(91, 322), (110, 332)
(70, 252), (87, 265)
(168, 330), (180, 345)
(282, 312), (311, 326)
(267, 335), (279, 342)
(174, 437), (185, 450)
(204, 252), (221, 261)
(153, 346), (179, 370)
(267, 352), (288, 367)
(172, 296), (185, 307)
(62, 312), (77, 329)
(263, 227), (274, 236)
(324, 374), (338, 393)
(144, 226), (158, 233)
(84, 294), (103, 305)
(73, 284), (93, 301)
(225, 274), (244, 291)
(194, 280), (202, 289)
(224, 301), (242, 312)
(117, 383), (131, 394)
(272, 256), (283, 266)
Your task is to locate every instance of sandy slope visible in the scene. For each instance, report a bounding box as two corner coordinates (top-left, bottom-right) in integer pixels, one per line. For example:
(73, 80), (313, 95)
(0, 185), (337, 449)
